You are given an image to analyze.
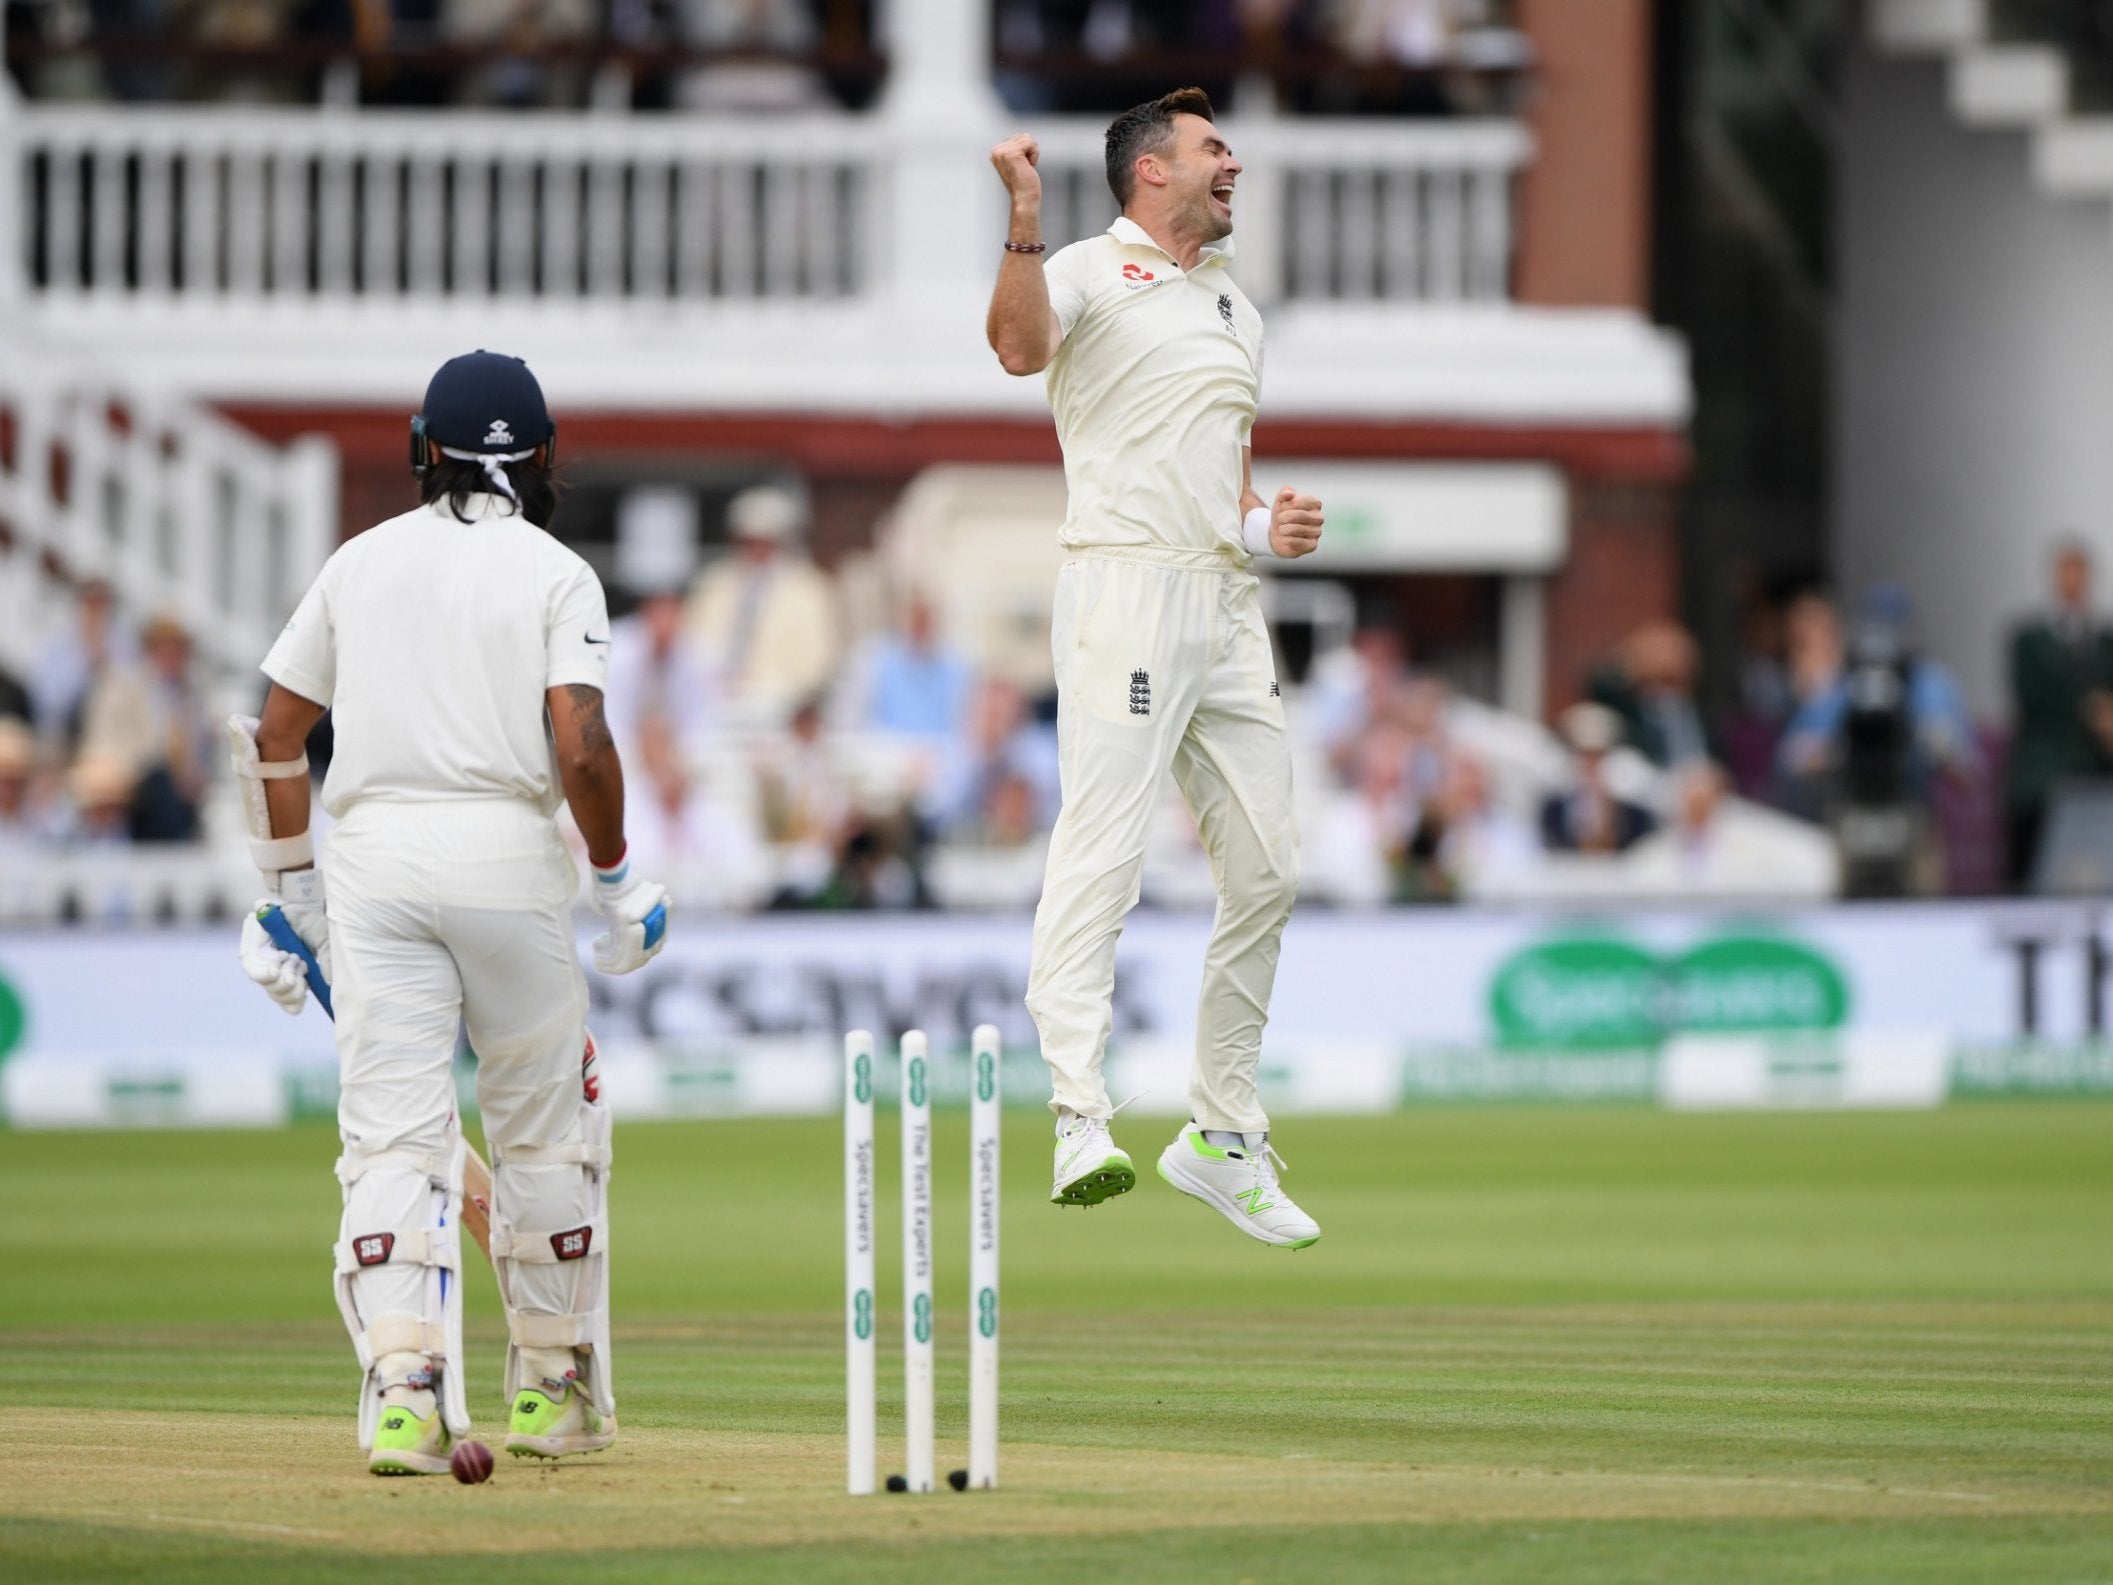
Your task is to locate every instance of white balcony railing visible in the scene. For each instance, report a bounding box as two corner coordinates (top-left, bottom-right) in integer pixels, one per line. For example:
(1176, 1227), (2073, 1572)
(8, 96), (1528, 317)
(0, 336), (338, 688)
(16, 108), (879, 308)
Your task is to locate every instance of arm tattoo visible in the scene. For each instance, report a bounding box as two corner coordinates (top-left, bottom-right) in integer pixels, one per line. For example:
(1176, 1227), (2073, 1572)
(565, 684), (614, 754)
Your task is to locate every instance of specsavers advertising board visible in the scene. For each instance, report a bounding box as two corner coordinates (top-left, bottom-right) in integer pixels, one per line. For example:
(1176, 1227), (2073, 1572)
(2, 903), (2110, 1126)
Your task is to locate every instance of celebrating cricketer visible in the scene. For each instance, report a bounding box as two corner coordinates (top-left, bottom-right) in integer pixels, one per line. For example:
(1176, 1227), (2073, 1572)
(986, 89), (1326, 1249)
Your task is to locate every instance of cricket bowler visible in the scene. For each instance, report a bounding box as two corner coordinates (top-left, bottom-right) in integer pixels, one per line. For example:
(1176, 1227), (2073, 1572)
(986, 89), (1326, 1248)
(232, 351), (670, 1473)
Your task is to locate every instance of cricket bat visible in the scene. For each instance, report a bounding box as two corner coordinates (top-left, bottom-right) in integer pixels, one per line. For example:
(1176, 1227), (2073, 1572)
(257, 903), (495, 1262)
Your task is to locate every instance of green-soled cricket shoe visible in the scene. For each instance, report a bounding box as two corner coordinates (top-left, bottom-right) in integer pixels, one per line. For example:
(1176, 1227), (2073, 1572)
(1050, 1111), (1136, 1207)
(1156, 1123), (1321, 1249)
(506, 1373), (617, 1460)
(367, 1403), (453, 1476)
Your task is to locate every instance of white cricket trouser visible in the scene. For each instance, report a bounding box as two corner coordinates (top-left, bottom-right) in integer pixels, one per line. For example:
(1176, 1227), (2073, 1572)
(327, 799), (592, 1369)
(1027, 550), (1299, 1133)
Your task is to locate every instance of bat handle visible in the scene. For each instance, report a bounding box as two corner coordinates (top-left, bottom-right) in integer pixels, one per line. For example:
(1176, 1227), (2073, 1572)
(257, 903), (334, 1020)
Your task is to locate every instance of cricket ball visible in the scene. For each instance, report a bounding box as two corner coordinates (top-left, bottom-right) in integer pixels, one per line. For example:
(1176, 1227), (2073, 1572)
(450, 1440), (495, 1484)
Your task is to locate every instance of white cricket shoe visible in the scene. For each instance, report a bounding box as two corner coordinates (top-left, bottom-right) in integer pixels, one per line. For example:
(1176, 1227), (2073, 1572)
(505, 1371), (617, 1460)
(1050, 1111), (1136, 1207)
(1156, 1123), (1321, 1249)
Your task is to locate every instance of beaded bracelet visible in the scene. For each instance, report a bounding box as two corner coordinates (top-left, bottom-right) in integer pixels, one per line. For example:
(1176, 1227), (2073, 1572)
(1003, 240), (1047, 254)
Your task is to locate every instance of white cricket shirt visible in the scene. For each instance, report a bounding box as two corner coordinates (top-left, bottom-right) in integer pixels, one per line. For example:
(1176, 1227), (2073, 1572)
(262, 495), (610, 818)
(1043, 216), (1264, 563)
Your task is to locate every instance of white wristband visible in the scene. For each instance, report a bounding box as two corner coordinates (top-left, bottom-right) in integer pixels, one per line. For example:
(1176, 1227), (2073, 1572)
(1242, 505), (1275, 558)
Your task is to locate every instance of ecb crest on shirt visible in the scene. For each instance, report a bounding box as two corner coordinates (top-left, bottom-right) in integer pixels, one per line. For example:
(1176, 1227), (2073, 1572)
(1218, 294), (1238, 335)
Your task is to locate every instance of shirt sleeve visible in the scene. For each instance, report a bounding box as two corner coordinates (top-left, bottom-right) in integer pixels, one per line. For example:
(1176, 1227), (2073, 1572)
(1045, 244), (1092, 340)
(1241, 325), (1265, 444)
(545, 561), (612, 692)
(260, 563), (337, 706)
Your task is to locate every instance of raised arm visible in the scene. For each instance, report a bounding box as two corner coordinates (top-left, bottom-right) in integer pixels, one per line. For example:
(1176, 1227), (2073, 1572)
(986, 133), (1064, 377)
(548, 683), (626, 868)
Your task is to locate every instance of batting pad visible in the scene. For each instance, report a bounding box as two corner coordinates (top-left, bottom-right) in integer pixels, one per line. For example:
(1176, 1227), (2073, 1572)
(491, 1098), (615, 1417)
(332, 1131), (470, 1443)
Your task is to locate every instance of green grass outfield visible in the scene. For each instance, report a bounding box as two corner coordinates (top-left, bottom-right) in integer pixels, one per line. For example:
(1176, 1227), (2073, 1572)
(2, 1103), (2109, 1584)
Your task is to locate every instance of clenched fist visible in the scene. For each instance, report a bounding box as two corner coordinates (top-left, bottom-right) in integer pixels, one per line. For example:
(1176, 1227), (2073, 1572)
(1269, 487), (1324, 558)
(990, 133), (1043, 208)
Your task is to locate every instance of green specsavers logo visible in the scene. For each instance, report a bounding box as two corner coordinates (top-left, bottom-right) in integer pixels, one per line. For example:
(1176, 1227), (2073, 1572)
(1490, 932), (1849, 1049)
(0, 968), (23, 1062)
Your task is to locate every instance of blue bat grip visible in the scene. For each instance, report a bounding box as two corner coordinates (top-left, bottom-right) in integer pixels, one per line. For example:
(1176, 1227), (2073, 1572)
(642, 901), (667, 952)
(258, 903), (333, 1020)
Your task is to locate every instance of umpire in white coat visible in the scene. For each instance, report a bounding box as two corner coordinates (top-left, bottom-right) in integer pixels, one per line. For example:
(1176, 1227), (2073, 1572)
(233, 351), (670, 1474)
(986, 89), (1326, 1249)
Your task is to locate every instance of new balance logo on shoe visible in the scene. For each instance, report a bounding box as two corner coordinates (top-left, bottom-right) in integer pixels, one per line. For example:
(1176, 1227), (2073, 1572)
(1235, 1186), (1274, 1216)
(1129, 670), (1151, 716)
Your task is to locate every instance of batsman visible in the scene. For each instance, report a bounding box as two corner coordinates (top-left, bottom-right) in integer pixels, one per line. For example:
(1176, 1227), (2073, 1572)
(987, 89), (1325, 1248)
(231, 351), (670, 1475)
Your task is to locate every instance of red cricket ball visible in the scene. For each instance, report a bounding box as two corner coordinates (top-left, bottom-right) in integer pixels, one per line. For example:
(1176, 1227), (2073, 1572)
(450, 1440), (495, 1484)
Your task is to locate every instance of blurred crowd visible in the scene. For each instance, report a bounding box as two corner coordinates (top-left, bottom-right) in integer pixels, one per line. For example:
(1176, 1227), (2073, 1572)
(0, 580), (219, 869)
(4, 0), (1525, 113)
(13, 491), (2113, 916)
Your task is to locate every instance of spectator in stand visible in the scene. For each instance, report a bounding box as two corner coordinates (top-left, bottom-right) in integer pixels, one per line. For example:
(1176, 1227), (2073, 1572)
(1404, 750), (1536, 900)
(0, 660), (28, 723)
(754, 692), (922, 907)
(30, 578), (129, 759)
(684, 483), (842, 729)
(0, 716), (50, 845)
(169, 0), (305, 102)
(1776, 584), (1979, 822)
(1306, 0), (1515, 116)
(1303, 622), (1410, 778)
(55, 751), (135, 848)
(1773, 589), (1845, 822)
(0, 716), (51, 917)
(674, 0), (831, 111)
(843, 589), (975, 747)
(442, 0), (596, 107)
(2004, 540), (2113, 884)
(80, 611), (215, 842)
(1540, 701), (1655, 854)
(1587, 620), (1710, 770)
(604, 584), (716, 769)
(925, 675), (1060, 846)
(1303, 714), (1419, 906)
(621, 712), (770, 909)
(1623, 761), (1841, 899)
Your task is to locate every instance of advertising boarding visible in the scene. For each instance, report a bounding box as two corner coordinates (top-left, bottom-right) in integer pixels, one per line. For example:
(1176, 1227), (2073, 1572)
(1, 903), (2110, 1125)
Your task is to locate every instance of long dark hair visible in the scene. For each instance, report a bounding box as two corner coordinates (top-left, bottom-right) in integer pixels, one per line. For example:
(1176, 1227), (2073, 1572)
(420, 455), (561, 530)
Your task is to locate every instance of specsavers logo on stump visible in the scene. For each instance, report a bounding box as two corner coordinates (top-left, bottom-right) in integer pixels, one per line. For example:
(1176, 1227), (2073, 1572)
(1490, 933), (1850, 1049)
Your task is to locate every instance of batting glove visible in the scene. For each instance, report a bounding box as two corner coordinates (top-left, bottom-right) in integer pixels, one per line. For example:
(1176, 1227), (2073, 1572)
(590, 852), (670, 976)
(240, 870), (331, 1015)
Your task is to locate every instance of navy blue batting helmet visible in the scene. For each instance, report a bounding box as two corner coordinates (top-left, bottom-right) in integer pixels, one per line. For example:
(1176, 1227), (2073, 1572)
(411, 350), (555, 475)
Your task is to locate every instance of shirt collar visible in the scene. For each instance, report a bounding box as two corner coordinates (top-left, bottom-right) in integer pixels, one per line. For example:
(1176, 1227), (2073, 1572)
(1108, 215), (1235, 267)
(426, 493), (522, 523)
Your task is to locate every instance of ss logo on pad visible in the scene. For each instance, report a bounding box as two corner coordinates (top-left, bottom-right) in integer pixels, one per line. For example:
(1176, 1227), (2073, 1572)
(550, 1227), (594, 1261)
